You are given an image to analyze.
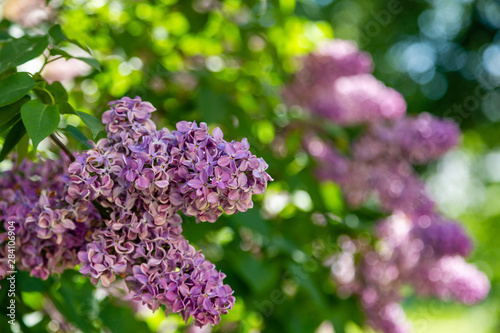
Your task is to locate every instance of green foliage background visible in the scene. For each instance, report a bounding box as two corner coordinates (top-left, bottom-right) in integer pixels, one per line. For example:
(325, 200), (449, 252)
(0, 0), (499, 332)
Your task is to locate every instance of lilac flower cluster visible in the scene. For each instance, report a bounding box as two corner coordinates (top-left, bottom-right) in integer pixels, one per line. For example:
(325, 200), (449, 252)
(68, 96), (271, 326)
(78, 215), (235, 326)
(69, 97), (271, 223)
(313, 113), (487, 333)
(283, 39), (406, 125)
(0, 156), (97, 283)
(306, 113), (460, 218)
(330, 213), (490, 333)
(288, 40), (489, 333)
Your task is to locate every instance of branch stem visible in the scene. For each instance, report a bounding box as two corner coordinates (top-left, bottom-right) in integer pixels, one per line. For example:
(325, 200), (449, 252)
(49, 133), (75, 162)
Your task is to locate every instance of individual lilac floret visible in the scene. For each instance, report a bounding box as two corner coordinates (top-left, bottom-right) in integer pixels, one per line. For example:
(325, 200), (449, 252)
(394, 113), (460, 164)
(0, 157), (98, 282)
(412, 256), (490, 305)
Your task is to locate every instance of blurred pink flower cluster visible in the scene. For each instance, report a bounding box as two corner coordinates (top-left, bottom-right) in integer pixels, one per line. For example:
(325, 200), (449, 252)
(3, 0), (56, 28)
(283, 39), (490, 333)
(283, 39), (406, 125)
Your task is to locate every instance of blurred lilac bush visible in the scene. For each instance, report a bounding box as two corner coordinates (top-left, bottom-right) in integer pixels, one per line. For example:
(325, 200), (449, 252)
(284, 39), (490, 333)
(283, 39), (406, 125)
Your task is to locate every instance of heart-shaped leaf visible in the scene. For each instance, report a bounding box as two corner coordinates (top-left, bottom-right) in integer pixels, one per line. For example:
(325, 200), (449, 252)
(20, 99), (60, 151)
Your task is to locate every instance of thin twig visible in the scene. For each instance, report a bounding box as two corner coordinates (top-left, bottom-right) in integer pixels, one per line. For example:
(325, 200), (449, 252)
(49, 133), (75, 162)
(45, 56), (64, 64)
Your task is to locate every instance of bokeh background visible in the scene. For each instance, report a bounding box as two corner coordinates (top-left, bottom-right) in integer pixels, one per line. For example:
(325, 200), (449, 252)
(0, 0), (499, 332)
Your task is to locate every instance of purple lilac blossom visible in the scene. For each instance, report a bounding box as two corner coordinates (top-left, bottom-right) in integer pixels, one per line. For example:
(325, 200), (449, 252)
(308, 113), (459, 216)
(68, 96), (271, 327)
(411, 217), (472, 257)
(296, 39), (483, 333)
(282, 39), (373, 110)
(78, 215), (235, 327)
(330, 213), (489, 333)
(410, 255), (490, 305)
(303, 134), (349, 183)
(307, 74), (407, 125)
(393, 113), (461, 164)
(364, 302), (411, 333)
(68, 97), (272, 223)
(282, 39), (406, 125)
(0, 156), (98, 283)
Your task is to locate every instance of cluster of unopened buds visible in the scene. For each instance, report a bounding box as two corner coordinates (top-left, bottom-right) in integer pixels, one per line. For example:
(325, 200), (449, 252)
(0, 96), (272, 327)
(284, 39), (490, 333)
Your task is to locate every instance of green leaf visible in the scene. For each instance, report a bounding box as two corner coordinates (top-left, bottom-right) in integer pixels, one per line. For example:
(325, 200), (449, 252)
(0, 95), (30, 133)
(33, 81), (68, 105)
(33, 86), (55, 105)
(49, 48), (73, 59)
(0, 35), (49, 74)
(0, 72), (36, 107)
(76, 111), (104, 138)
(49, 271), (101, 333)
(20, 99), (60, 151)
(48, 81), (68, 103)
(0, 119), (26, 162)
(0, 114), (20, 135)
(0, 67), (17, 81)
(76, 57), (101, 71)
(49, 49), (100, 71)
(59, 100), (76, 114)
(65, 125), (92, 148)
(48, 24), (67, 45)
(68, 40), (91, 54)
(48, 25), (92, 53)
(99, 298), (150, 333)
(0, 31), (12, 44)
(16, 133), (29, 165)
